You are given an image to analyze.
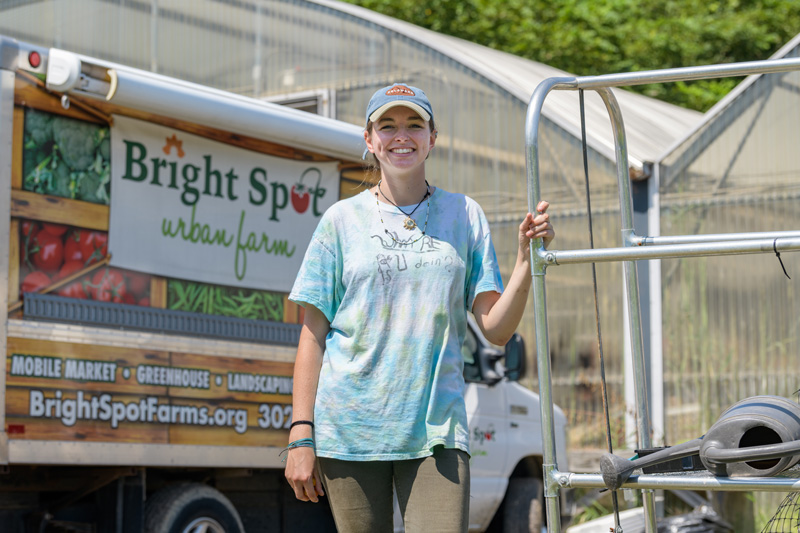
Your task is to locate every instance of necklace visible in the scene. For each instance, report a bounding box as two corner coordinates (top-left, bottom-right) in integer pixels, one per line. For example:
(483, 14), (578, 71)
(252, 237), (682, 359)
(374, 180), (431, 245)
(377, 179), (430, 230)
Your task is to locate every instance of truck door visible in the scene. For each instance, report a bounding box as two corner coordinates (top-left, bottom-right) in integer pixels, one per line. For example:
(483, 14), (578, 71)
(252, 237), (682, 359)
(463, 323), (510, 527)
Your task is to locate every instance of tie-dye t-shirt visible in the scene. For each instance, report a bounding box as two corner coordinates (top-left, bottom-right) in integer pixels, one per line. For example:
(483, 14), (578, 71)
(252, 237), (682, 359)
(288, 188), (503, 460)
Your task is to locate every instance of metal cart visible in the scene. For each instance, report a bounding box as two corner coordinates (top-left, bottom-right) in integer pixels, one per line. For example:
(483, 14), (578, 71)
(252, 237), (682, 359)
(526, 57), (800, 533)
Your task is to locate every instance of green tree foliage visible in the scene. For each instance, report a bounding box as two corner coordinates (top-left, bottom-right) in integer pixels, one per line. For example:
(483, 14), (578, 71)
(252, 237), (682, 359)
(345, 0), (800, 111)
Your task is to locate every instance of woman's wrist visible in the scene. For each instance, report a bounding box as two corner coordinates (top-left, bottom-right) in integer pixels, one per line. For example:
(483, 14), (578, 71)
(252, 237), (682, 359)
(290, 419), (314, 430)
(289, 425), (314, 439)
(515, 250), (532, 270)
(288, 418), (314, 438)
(281, 437), (315, 462)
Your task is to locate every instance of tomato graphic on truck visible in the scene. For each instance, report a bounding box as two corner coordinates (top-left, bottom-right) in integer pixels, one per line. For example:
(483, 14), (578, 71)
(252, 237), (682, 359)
(290, 183), (310, 213)
(290, 167), (325, 214)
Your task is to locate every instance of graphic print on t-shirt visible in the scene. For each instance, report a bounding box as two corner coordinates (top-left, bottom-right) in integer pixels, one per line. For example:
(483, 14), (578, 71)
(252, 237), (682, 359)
(371, 233), (460, 284)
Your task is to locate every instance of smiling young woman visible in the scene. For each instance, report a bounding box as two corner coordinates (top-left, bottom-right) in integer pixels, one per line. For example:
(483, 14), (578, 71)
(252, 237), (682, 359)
(284, 83), (555, 533)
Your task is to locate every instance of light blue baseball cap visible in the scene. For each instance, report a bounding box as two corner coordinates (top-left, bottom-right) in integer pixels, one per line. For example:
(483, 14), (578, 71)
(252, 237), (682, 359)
(365, 83), (434, 127)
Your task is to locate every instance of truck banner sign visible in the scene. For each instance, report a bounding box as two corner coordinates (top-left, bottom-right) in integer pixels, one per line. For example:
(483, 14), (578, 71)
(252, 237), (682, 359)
(108, 115), (340, 293)
(5, 337), (293, 447)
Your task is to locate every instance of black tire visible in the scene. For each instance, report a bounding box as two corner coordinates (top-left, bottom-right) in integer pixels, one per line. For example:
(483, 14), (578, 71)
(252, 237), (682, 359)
(144, 483), (245, 533)
(502, 478), (544, 533)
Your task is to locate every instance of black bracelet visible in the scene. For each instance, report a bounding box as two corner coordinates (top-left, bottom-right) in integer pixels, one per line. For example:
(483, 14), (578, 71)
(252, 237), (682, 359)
(290, 420), (314, 429)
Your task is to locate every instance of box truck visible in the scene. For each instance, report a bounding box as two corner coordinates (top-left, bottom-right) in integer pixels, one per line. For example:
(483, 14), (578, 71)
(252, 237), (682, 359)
(0, 36), (568, 532)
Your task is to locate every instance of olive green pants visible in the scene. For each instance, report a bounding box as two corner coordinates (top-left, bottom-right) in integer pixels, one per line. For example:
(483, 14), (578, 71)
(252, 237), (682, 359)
(318, 446), (470, 533)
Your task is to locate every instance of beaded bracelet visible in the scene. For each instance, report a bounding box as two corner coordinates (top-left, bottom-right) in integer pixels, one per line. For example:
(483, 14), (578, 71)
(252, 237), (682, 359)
(279, 438), (315, 463)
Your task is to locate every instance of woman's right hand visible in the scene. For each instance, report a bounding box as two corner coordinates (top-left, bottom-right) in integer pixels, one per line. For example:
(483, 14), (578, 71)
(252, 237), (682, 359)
(285, 446), (325, 502)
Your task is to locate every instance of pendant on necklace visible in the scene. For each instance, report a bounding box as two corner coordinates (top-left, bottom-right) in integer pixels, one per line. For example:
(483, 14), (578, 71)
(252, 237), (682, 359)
(403, 217), (417, 231)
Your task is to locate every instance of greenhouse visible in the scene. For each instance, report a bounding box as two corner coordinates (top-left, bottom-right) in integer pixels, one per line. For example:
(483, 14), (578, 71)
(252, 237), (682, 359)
(0, 0), (744, 451)
(654, 33), (800, 445)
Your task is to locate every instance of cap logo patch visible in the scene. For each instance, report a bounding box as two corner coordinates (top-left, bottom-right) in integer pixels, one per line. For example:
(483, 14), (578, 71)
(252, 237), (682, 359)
(386, 85), (415, 96)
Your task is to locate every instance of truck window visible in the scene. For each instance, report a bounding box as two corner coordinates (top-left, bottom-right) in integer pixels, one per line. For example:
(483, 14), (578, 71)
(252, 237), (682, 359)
(263, 88), (335, 118)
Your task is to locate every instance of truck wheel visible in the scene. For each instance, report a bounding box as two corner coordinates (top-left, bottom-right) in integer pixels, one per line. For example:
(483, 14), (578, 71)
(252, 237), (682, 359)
(502, 478), (544, 533)
(144, 483), (244, 533)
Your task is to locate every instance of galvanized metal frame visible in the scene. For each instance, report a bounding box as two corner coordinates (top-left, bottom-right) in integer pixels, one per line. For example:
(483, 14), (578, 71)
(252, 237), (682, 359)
(526, 57), (800, 533)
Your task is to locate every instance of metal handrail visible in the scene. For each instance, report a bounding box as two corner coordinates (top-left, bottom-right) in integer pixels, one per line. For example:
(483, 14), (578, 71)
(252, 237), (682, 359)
(526, 58), (800, 533)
